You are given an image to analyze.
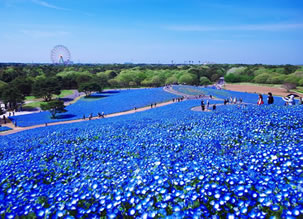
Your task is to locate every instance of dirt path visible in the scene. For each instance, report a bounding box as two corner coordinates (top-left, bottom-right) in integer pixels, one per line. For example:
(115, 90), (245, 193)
(164, 86), (188, 97)
(224, 84), (302, 97)
(163, 86), (222, 100)
(0, 100), (176, 136)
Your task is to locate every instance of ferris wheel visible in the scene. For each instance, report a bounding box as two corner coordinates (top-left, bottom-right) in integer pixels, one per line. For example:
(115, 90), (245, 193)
(50, 45), (71, 64)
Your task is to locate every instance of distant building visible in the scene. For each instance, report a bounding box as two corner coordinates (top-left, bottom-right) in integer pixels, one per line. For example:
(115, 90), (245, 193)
(217, 77), (225, 85)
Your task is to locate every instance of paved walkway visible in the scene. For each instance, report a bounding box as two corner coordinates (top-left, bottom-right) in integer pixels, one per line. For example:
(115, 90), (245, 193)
(0, 99), (177, 136)
(0, 86), (226, 136)
(191, 102), (251, 112)
(163, 85), (222, 101)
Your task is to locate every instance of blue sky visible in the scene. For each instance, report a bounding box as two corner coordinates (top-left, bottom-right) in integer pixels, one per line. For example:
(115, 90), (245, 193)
(0, 0), (303, 64)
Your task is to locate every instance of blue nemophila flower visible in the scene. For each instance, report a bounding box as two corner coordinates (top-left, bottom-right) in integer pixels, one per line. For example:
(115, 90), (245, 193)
(0, 92), (303, 217)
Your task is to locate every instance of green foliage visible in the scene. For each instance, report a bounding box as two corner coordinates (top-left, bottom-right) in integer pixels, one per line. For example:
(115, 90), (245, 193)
(266, 75), (285, 84)
(41, 100), (67, 119)
(11, 77), (33, 97)
(226, 67), (247, 75)
(76, 72), (93, 86)
(32, 77), (61, 102)
(108, 78), (119, 87)
(165, 75), (178, 84)
(253, 67), (267, 76)
(0, 80), (7, 89)
(78, 81), (102, 96)
(211, 73), (220, 82)
(199, 76), (211, 85)
(1, 85), (25, 110)
(0, 63), (302, 91)
(224, 73), (253, 83)
(284, 75), (300, 85)
(253, 73), (270, 83)
(0, 80), (8, 97)
(24, 101), (44, 108)
(178, 74), (196, 85)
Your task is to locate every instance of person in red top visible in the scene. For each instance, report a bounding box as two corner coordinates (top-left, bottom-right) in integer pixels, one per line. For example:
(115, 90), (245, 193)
(257, 94), (264, 105)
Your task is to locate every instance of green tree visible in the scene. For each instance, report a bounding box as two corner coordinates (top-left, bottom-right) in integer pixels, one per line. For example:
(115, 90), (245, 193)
(178, 74), (195, 85)
(200, 76), (211, 85)
(11, 77), (33, 97)
(32, 77), (61, 101)
(211, 74), (220, 82)
(108, 78), (119, 87)
(96, 74), (109, 89)
(253, 73), (270, 84)
(165, 75), (178, 84)
(74, 72), (93, 87)
(1, 85), (24, 110)
(0, 80), (8, 94)
(78, 81), (102, 96)
(41, 100), (67, 119)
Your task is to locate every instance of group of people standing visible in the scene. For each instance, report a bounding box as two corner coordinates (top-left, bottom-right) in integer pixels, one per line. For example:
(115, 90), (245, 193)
(257, 92), (274, 105)
(172, 97), (185, 102)
(224, 97), (243, 105)
(258, 92), (303, 105)
(201, 100), (216, 111)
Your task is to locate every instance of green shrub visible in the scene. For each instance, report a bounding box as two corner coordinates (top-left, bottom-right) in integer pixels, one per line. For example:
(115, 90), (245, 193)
(199, 76), (211, 85)
(253, 73), (270, 83)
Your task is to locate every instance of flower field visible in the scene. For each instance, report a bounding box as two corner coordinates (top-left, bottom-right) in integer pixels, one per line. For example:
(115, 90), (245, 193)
(9, 88), (179, 127)
(0, 95), (302, 218)
(0, 127), (12, 132)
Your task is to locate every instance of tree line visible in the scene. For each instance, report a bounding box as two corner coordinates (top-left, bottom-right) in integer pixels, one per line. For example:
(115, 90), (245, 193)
(0, 63), (301, 113)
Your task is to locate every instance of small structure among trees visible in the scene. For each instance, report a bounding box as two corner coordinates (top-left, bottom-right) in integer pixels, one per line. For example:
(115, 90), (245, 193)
(217, 77), (225, 85)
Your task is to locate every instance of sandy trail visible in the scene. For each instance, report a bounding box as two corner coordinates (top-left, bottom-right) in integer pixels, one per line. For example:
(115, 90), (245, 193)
(224, 84), (302, 97)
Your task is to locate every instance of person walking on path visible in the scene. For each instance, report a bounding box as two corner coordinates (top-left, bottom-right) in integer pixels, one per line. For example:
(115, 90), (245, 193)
(201, 100), (205, 111)
(267, 92), (274, 104)
(257, 94), (264, 105)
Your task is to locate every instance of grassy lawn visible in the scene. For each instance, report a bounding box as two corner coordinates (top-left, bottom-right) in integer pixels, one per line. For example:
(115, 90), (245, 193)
(54, 90), (74, 98)
(24, 101), (44, 108)
(25, 96), (38, 101)
(294, 87), (303, 94)
(24, 90), (75, 108)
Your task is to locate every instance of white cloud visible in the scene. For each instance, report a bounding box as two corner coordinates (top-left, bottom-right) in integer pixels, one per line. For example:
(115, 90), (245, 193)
(166, 23), (303, 32)
(31, 0), (69, 11)
(21, 29), (69, 38)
